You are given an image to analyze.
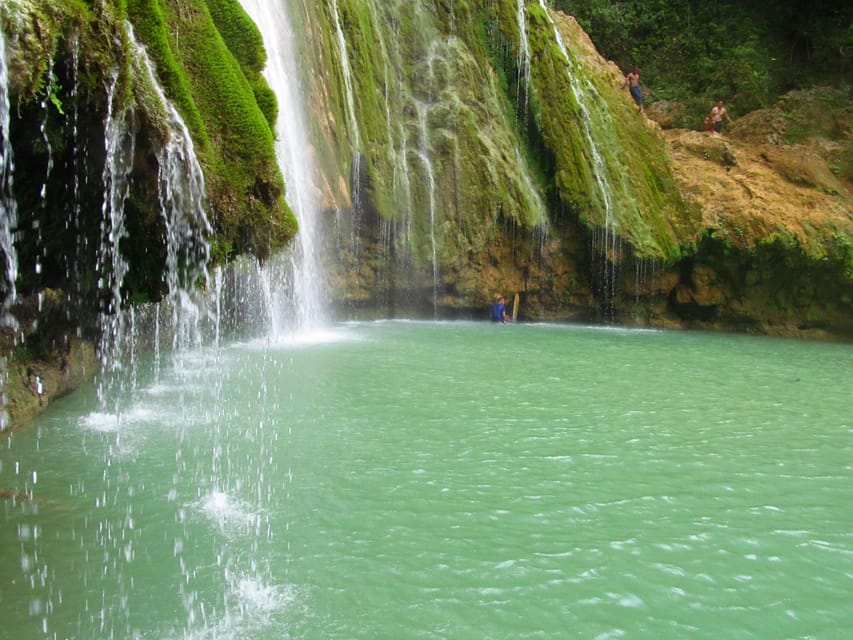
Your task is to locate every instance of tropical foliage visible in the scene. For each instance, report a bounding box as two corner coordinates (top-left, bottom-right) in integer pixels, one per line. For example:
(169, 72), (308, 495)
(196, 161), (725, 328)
(556, 0), (853, 118)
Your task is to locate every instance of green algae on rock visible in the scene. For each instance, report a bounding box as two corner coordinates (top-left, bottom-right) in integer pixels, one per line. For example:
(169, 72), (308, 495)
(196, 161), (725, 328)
(0, 0), (298, 429)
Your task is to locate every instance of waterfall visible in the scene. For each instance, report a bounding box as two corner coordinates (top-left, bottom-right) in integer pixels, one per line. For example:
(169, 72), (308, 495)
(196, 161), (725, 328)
(331, 0), (361, 154)
(94, 67), (135, 412)
(0, 26), (18, 329)
(368, 3), (413, 256)
(538, 1), (614, 225)
(130, 26), (212, 354)
(238, 0), (326, 333)
(68, 31), (85, 298)
(331, 0), (364, 261)
(516, 0), (531, 117)
(95, 24), (216, 411)
(414, 100), (439, 316)
(33, 60), (56, 281)
(0, 26), (17, 431)
(537, 0), (622, 319)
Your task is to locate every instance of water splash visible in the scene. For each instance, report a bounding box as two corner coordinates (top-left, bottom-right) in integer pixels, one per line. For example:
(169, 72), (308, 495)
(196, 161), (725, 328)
(238, 0), (326, 333)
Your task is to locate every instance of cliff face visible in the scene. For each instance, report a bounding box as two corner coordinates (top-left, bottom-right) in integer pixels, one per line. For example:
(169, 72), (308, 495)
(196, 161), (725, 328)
(290, 1), (851, 337)
(288, 1), (689, 313)
(658, 87), (852, 337)
(0, 0), (294, 429)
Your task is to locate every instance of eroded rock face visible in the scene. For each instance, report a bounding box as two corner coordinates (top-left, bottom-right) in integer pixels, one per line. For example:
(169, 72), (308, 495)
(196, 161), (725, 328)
(664, 126), (850, 255)
(1, 290), (98, 432)
(657, 90), (852, 338)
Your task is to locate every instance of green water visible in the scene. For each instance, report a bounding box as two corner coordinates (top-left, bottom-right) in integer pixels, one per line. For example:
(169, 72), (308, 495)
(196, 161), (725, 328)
(2, 321), (852, 639)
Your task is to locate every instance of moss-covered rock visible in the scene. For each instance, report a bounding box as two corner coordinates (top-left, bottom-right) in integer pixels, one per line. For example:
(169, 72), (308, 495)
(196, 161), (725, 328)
(0, 0), (299, 428)
(126, 0), (296, 260)
(298, 1), (849, 338)
(1, 0), (296, 263)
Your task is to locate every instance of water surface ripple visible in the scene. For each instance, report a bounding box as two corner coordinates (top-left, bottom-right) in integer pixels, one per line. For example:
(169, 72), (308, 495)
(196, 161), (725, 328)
(2, 322), (851, 639)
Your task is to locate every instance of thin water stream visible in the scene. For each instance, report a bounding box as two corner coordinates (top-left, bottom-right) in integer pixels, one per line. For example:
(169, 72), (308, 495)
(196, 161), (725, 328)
(0, 25), (18, 327)
(2, 322), (851, 639)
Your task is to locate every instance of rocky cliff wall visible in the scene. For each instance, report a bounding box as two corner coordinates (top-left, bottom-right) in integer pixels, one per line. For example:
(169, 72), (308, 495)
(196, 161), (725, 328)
(292, 1), (851, 338)
(0, 0), (294, 429)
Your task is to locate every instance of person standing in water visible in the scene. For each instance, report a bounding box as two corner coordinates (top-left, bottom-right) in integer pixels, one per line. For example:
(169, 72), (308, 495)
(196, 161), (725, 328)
(491, 294), (511, 324)
(624, 66), (643, 113)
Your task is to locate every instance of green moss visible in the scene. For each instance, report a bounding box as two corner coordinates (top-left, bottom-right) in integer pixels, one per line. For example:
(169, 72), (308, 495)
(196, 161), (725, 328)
(1, 0), (96, 101)
(126, 0), (296, 259)
(337, 1), (395, 216)
(205, 0), (277, 129)
(125, 0), (211, 152)
(4, 0), (297, 273)
(517, 5), (695, 260)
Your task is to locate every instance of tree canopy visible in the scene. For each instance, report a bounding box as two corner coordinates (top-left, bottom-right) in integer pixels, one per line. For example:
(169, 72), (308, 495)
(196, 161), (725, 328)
(555, 0), (852, 114)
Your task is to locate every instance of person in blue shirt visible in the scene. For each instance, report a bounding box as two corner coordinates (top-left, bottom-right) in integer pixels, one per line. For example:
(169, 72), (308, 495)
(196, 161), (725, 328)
(491, 294), (510, 323)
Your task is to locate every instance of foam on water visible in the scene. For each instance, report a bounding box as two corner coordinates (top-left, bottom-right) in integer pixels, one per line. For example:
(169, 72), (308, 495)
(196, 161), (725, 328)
(165, 573), (294, 640)
(244, 326), (359, 350)
(231, 574), (294, 618)
(77, 406), (156, 433)
(195, 489), (260, 532)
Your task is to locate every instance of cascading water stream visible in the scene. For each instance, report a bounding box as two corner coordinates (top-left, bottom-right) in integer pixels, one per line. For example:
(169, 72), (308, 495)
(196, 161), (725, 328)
(33, 60), (56, 281)
(0, 26), (18, 431)
(0, 26), (18, 330)
(537, 0), (621, 318)
(332, 0), (362, 155)
(94, 68), (135, 413)
(537, 1), (614, 224)
(131, 26), (212, 355)
(414, 100), (439, 316)
(367, 3), (414, 262)
(67, 31), (86, 299)
(331, 0), (364, 259)
(73, 25), (234, 638)
(516, 0), (532, 117)
(238, 0), (326, 334)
